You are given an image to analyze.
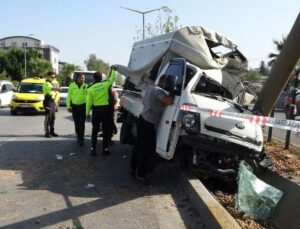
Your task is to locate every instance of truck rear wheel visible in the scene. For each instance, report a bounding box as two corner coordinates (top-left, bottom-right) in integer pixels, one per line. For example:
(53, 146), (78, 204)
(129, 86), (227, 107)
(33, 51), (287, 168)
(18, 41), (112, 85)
(120, 112), (137, 145)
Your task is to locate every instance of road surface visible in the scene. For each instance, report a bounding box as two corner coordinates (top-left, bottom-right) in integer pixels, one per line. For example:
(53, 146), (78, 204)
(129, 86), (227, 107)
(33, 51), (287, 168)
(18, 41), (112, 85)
(0, 107), (204, 229)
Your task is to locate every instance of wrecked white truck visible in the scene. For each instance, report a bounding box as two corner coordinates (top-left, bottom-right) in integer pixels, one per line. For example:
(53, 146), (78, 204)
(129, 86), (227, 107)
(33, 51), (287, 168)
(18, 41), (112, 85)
(115, 26), (270, 181)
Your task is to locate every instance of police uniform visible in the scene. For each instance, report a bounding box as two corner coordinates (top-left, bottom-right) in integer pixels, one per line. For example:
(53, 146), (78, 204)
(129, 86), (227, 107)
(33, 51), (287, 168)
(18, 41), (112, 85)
(86, 69), (116, 155)
(67, 81), (88, 145)
(43, 80), (57, 137)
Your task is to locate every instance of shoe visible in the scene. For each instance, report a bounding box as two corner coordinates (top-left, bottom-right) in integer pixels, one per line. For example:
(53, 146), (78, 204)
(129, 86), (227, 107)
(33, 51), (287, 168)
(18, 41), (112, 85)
(102, 148), (110, 156)
(108, 140), (114, 145)
(45, 133), (52, 138)
(135, 175), (150, 185)
(90, 147), (96, 156)
(50, 132), (58, 137)
(79, 140), (84, 146)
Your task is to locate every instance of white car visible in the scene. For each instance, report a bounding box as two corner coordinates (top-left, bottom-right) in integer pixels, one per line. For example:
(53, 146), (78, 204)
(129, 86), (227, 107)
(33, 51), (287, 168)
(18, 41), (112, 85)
(0, 80), (14, 107)
(59, 87), (68, 106)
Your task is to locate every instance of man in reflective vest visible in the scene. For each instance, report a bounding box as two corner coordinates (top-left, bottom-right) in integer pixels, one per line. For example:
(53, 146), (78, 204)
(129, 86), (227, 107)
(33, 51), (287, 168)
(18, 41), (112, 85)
(86, 66), (116, 156)
(67, 73), (88, 146)
(43, 71), (59, 138)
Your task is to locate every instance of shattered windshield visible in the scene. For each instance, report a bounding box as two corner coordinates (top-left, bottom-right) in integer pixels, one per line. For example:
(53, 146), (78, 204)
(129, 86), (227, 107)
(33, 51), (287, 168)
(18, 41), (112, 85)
(193, 73), (232, 99)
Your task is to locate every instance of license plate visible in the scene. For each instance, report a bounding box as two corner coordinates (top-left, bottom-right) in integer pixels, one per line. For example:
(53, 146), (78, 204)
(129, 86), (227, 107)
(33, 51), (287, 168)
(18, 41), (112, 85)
(19, 104), (31, 108)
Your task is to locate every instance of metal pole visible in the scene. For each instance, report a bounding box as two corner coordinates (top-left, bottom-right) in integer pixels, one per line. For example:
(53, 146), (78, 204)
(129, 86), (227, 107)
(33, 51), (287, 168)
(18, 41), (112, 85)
(285, 73), (299, 149)
(120, 6), (166, 40)
(23, 34), (34, 78)
(142, 13), (145, 40)
(24, 44), (27, 78)
(267, 109), (275, 142)
(253, 12), (300, 116)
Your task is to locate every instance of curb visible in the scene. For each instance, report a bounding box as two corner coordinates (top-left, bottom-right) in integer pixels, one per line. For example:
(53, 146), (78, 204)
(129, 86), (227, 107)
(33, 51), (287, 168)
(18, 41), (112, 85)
(180, 172), (241, 229)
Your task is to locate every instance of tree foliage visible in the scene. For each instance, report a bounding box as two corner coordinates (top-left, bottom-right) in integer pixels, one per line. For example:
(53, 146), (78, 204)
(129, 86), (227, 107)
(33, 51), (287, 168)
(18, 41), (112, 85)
(85, 54), (110, 74)
(57, 63), (80, 86)
(258, 61), (270, 76)
(268, 37), (286, 67)
(134, 6), (181, 40)
(0, 46), (52, 81)
(242, 69), (262, 82)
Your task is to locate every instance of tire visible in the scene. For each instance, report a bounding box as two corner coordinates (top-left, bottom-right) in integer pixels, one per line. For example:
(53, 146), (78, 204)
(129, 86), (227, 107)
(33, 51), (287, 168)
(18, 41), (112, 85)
(10, 109), (17, 115)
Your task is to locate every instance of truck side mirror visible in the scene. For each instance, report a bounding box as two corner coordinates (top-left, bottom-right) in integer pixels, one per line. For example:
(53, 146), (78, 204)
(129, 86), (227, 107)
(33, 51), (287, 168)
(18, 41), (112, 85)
(164, 74), (178, 93)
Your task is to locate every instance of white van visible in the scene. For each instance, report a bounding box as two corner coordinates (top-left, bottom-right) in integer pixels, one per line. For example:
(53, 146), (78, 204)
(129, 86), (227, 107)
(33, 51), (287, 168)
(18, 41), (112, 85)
(72, 71), (96, 85)
(0, 80), (13, 107)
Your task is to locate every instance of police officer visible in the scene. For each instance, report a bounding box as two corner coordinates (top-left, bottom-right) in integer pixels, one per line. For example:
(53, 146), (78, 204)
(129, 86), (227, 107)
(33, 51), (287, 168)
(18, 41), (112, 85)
(86, 66), (116, 156)
(43, 71), (59, 138)
(67, 73), (88, 146)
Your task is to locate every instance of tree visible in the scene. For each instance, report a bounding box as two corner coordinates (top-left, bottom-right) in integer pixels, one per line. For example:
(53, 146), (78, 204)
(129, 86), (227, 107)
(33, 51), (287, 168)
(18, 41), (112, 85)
(268, 37), (286, 66)
(134, 6), (181, 40)
(258, 61), (270, 76)
(28, 58), (52, 77)
(85, 54), (110, 74)
(57, 63), (80, 86)
(3, 46), (24, 81)
(243, 69), (262, 82)
(1, 46), (53, 81)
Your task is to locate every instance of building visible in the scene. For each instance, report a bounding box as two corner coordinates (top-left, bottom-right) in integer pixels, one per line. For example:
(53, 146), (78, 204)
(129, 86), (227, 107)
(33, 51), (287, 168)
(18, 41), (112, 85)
(0, 36), (60, 74)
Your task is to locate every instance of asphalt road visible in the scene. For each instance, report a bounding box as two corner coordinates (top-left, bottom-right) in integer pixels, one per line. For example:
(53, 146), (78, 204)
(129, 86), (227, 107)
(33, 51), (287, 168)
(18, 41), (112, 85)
(0, 107), (204, 229)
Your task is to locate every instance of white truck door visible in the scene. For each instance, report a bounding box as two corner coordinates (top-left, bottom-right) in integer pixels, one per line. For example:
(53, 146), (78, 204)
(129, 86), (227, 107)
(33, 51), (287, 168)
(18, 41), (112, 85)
(156, 58), (186, 159)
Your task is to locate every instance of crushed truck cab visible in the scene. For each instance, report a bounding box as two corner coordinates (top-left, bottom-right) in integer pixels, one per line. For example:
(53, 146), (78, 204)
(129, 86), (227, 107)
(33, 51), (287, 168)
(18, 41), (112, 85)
(117, 26), (269, 181)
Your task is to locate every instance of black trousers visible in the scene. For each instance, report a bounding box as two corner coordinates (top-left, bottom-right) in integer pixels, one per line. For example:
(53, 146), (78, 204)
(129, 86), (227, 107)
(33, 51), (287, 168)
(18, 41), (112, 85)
(44, 101), (55, 134)
(91, 105), (110, 151)
(108, 108), (118, 140)
(131, 116), (156, 177)
(72, 104), (86, 141)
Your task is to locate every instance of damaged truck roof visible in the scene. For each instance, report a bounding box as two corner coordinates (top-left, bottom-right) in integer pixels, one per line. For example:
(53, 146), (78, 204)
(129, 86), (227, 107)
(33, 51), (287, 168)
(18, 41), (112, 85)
(115, 26), (248, 89)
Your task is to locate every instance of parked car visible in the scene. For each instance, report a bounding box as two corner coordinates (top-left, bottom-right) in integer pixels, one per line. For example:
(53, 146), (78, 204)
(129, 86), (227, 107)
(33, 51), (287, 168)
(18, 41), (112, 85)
(59, 87), (68, 106)
(0, 80), (14, 107)
(10, 77), (60, 115)
(283, 88), (300, 118)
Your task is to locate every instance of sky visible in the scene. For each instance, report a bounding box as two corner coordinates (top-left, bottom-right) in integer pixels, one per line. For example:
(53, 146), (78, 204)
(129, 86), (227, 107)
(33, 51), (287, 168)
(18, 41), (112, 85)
(1, 0), (299, 69)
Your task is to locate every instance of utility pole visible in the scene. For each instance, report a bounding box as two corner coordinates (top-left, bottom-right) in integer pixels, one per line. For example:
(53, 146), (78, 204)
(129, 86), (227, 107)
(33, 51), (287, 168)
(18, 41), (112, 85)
(120, 6), (167, 40)
(24, 34), (34, 78)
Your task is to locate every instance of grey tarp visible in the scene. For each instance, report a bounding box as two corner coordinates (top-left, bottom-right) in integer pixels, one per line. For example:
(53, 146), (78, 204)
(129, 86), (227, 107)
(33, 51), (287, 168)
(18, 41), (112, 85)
(115, 26), (248, 95)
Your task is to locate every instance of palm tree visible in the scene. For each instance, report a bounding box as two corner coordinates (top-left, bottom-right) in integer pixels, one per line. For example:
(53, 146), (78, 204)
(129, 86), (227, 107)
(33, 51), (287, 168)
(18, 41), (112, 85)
(268, 37), (286, 67)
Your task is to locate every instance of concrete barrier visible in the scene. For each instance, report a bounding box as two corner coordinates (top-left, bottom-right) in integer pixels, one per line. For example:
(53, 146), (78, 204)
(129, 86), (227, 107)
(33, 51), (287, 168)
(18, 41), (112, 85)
(181, 172), (241, 229)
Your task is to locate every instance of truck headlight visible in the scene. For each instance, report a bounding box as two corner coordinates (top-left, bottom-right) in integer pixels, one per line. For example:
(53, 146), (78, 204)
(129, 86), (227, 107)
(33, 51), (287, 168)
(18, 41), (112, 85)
(183, 112), (200, 133)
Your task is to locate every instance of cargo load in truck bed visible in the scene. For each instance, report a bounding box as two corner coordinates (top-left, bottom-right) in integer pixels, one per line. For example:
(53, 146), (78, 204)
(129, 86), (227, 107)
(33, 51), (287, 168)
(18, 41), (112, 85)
(116, 26), (248, 94)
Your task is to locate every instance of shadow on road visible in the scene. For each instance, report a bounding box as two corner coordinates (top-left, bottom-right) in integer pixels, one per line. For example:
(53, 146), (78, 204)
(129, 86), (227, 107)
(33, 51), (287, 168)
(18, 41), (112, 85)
(0, 137), (201, 228)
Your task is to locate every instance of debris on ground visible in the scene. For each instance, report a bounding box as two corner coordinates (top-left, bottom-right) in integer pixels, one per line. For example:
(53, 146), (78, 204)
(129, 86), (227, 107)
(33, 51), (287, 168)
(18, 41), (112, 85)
(213, 141), (300, 229)
(56, 155), (63, 160)
(235, 161), (284, 220)
(84, 183), (95, 189)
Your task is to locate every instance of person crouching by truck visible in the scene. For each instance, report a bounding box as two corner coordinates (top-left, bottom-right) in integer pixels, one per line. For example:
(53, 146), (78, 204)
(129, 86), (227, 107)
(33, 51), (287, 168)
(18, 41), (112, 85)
(43, 71), (59, 138)
(86, 66), (116, 156)
(66, 73), (88, 146)
(131, 74), (174, 185)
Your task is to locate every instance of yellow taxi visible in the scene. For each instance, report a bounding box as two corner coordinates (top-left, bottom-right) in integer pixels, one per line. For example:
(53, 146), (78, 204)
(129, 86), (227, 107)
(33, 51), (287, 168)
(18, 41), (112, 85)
(10, 77), (60, 115)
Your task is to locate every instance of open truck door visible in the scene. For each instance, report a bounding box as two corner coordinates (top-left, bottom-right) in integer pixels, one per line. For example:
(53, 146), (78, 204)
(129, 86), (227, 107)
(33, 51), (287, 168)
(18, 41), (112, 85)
(156, 58), (186, 159)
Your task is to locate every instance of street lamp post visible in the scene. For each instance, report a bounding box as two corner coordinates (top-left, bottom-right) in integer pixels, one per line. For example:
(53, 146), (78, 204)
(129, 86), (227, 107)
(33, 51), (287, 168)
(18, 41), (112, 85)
(24, 34), (34, 78)
(120, 6), (167, 40)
